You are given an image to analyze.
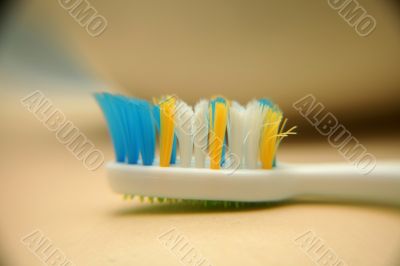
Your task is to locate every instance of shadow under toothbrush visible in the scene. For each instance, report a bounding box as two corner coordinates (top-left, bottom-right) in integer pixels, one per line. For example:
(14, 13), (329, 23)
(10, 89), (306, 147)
(110, 201), (288, 216)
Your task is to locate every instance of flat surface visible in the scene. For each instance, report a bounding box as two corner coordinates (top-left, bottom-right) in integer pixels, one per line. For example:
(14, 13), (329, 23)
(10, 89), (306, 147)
(1, 100), (400, 266)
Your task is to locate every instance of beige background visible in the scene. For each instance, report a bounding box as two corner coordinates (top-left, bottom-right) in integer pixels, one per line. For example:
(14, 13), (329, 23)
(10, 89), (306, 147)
(25, 0), (400, 117)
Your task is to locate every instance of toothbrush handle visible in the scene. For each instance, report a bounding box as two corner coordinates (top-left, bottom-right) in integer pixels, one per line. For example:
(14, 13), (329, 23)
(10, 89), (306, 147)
(293, 163), (400, 205)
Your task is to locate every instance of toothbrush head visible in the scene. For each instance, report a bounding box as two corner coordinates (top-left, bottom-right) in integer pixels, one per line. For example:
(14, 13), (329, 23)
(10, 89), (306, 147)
(94, 93), (296, 206)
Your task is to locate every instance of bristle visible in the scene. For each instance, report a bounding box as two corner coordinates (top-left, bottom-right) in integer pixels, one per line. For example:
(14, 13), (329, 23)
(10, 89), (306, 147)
(260, 107), (283, 169)
(122, 99), (141, 164)
(209, 97), (228, 169)
(136, 99), (156, 165)
(193, 100), (209, 168)
(243, 100), (267, 169)
(159, 96), (176, 167)
(113, 95), (136, 163)
(153, 104), (177, 164)
(122, 195), (266, 209)
(228, 101), (245, 168)
(174, 100), (194, 167)
(157, 197), (164, 203)
(94, 93), (126, 162)
(170, 136), (177, 164)
(94, 93), (156, 165)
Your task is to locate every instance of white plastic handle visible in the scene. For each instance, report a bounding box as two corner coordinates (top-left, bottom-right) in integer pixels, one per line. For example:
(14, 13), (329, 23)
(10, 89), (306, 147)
(292, 162), (400, 204)
(106, 161), (400, 205)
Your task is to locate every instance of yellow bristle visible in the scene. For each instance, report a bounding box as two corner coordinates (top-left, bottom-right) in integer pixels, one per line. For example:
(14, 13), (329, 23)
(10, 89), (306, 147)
(159, 96), (175, 167)
(209, 102), (228, 169)
(260, 108), (297, 169)
(260, 109), (283, 169)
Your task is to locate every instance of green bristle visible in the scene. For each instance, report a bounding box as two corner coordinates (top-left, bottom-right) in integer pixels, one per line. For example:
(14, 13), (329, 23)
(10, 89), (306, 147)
(121, 194), (265, 209)
(157, 197), (164, 203)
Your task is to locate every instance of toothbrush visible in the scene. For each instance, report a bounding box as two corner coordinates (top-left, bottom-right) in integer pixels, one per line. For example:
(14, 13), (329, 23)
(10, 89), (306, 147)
(95, 93), (400, 206)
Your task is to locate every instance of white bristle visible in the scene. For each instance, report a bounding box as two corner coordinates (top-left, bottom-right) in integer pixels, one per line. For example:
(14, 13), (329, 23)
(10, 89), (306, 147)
(243, 100), (267, 169)
(192, 100), (209, 168)
(175, 100), (194, 167)
(227, 101), (245, 168)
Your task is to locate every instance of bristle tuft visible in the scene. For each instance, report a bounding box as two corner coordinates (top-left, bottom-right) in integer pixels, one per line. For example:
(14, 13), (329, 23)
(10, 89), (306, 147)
(175, 100), (194, 167)
(159, 96), (176, 167)
(209, 97), (228, 169)
(228, 101), (245, 168)
(193, 100), (209, 168)
(243, 100), (266, 169)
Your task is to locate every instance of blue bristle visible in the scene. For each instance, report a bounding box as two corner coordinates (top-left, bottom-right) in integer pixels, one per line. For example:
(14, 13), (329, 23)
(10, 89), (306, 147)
(94, 93), (126, 162)
(94, 93), (156, 165)
(114, 95), (144, 164)
(258, 98), (274, 108)
(220, 137), (226, 166)
(121, 97), (140, 164)
(210, 97), (226, 128)
(170, 135), (177, 164)
(111, 95), (137, 164)
(136, 100), (156, 165)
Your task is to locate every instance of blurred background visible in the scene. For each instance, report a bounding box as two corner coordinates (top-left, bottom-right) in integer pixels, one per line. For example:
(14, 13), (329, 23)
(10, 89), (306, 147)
(1, 1), (400, 265)
(1, 0), (400, 138)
